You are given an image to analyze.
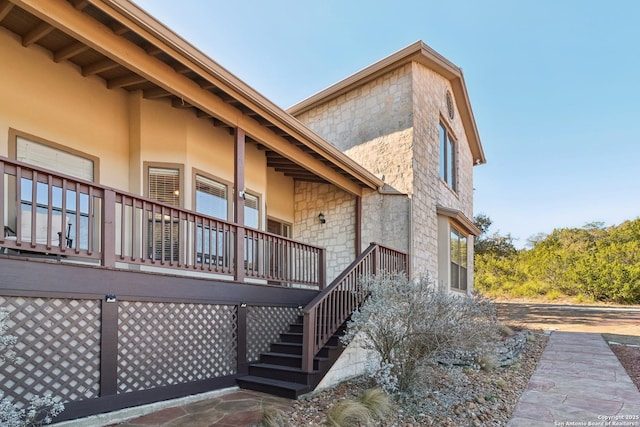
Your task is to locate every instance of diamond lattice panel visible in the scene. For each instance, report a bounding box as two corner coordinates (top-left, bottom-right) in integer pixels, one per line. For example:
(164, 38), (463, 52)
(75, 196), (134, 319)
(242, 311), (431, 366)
(0, 296), (101, 408)
(118, 302), (237, 393)
(246, 306), (300, 362)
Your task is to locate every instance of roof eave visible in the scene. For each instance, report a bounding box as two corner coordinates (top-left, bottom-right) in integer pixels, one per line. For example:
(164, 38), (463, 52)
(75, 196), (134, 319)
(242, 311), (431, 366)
(100, 0), (383, 191)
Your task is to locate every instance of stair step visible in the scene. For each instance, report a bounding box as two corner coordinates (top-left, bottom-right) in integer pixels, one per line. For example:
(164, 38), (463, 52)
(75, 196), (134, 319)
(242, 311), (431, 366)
(236, 375), (310, 399)
(260, 352), (330, 369)
(280, 332), (303, 343)
(249, 363), (319, 383)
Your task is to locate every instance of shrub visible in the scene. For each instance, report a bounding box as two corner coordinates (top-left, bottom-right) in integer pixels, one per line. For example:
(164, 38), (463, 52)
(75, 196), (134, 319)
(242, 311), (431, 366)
(356, 388), (390, 421)
(258, 407), (289, 427)
(342, 272), (498, 393)
(324, 400), (371, 427)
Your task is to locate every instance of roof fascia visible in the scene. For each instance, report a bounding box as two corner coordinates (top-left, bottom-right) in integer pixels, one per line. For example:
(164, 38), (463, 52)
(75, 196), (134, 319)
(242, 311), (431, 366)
(436, 205), (481, 237)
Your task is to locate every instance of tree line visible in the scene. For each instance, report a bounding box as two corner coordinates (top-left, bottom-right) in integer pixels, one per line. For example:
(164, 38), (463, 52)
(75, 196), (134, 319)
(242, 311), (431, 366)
(473, 214), (640, 304)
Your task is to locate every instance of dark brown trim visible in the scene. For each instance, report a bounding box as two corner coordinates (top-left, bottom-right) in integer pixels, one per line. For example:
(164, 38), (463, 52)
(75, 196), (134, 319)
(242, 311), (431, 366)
(57, 376), (237, 422)
(99, 297), (118, 396)
(0, 257), (318, 306)
(237, 304), (248, 375)
(8, 128), (100, 183)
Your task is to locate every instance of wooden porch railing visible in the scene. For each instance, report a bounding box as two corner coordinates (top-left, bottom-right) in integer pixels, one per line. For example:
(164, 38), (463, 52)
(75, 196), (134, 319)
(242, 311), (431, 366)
(301, 243), (408, 372)
(0, 157), (325, 288)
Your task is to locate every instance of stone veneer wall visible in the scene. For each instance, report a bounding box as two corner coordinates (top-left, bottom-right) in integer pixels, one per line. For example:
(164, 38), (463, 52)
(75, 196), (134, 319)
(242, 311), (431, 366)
(295, 64), (415, 196)
(361, 189), (410, 255)
(410, 62), (475, 289)
(293, 182), (356, 283)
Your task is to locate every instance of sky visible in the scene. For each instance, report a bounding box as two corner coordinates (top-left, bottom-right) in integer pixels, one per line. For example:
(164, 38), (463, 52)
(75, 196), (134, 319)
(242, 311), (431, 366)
(134, 0), (640, 248)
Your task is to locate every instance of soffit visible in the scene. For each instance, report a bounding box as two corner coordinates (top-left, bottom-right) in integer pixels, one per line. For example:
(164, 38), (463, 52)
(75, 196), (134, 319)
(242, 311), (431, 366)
(288, 40), (486, 166)
(2, 0), (383, 195)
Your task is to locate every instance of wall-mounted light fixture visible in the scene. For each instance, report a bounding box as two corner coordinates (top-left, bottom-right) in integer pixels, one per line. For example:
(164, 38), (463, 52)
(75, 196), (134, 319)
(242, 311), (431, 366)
(318, 212), (326, 224)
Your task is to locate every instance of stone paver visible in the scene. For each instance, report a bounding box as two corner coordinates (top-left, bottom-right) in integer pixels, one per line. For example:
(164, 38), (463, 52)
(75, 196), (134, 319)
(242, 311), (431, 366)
(509, 331), (640, 427)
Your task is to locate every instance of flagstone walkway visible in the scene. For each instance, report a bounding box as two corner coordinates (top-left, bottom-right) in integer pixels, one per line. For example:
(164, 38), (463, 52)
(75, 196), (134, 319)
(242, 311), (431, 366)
(508, 331), (640, 427)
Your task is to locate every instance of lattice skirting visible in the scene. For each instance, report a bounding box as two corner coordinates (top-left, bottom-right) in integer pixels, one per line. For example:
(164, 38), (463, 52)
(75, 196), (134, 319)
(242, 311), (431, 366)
(0, 296), (101, 407)
(117, 301), (238, 393)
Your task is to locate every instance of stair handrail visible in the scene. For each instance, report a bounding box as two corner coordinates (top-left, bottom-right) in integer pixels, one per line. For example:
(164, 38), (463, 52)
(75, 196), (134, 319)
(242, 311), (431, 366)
(300, 242), (408, 372)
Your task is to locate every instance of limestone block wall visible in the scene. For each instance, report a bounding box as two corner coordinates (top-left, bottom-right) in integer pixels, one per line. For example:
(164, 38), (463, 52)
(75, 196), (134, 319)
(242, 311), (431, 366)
(295, 64), (415, 195)
(361, 189), (410, 255)
(411, 62), (476, 287)
(293, 182), (356, 283)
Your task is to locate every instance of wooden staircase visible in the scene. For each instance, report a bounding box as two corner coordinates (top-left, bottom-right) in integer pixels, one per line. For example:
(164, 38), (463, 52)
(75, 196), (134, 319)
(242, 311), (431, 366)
(236, 316), (348, 398)
(237, 243), (408, 399)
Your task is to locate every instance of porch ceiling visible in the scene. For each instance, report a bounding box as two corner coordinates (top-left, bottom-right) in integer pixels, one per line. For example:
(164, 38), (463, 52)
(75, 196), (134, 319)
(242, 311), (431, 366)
(1, 0), (383, 194)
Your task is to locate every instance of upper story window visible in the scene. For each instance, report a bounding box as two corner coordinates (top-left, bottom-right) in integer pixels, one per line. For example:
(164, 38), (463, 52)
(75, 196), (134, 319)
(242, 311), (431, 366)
(450, 228), (467, 291)
(147, 166), (181, 206)
(244, 192), (259, 229)
(195, 174), (228, 220)
(439, 122), (456, 191)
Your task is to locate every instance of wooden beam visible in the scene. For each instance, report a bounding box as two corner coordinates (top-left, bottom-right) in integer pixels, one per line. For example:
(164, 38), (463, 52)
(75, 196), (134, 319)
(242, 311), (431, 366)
(22, 21), (54, 47)
(106, 74), (146, 89)
(110, 22), (129, 35)
(0, 1), (14, 23)
(53, 41), (89, 62)
(142, 86), (171, 99)
(13, 0), (364, 195)
(82, 58), (119, 76)
(71, 0), (90, 10)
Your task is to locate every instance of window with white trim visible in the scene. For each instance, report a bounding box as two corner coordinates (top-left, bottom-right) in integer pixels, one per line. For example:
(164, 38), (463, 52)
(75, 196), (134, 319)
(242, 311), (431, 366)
(439, 122), (456, 191)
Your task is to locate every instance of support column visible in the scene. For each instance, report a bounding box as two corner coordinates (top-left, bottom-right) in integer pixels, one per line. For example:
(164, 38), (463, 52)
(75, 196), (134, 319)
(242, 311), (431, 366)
(355, 195), (362, 257)
(234, 128), (246, 283)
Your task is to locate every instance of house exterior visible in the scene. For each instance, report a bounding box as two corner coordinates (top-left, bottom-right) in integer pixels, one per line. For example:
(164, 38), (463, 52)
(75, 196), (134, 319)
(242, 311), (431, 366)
(290, 41), (486, 294)
(0, 0), (483, 422)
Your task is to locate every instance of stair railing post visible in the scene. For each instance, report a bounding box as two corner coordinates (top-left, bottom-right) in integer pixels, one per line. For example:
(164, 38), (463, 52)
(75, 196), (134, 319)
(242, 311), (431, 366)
(301, 309), (316, 373)
(318, 248), (326, 290)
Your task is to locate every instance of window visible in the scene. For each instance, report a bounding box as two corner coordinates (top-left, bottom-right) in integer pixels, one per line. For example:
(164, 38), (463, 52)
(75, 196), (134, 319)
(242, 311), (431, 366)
(439, 123), (456, 191)
(450, 228), (467, 291)
(147, 166), (181, 261)
(11, 132), (97, 250)
(15, 135), (95, 182)
(148, 167), (180, 206)
(244, 193), (259, 229)
(195, 174), (228, 220)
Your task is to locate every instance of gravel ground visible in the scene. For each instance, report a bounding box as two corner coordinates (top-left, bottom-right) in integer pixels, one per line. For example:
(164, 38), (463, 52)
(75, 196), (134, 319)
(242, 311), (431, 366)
(610, 344), (640, 392)
(282, 330), (548, 426)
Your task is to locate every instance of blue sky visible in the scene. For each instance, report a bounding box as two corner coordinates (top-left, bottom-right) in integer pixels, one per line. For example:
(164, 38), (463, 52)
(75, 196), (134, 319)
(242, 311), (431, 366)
(134, 0), (640, 247)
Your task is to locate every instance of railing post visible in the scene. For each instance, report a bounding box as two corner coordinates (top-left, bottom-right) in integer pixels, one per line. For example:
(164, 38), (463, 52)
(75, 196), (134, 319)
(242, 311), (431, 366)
(101, 189), (116, 268)
(318, 248), (326, 290)
(301, 309), (315, 372)
(372, 243), (378, 275)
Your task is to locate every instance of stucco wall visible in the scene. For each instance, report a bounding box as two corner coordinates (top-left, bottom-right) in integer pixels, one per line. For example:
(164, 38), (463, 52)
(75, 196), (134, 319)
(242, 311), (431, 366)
(0, 28), (129, 189)
(293, 182), (356, 283)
